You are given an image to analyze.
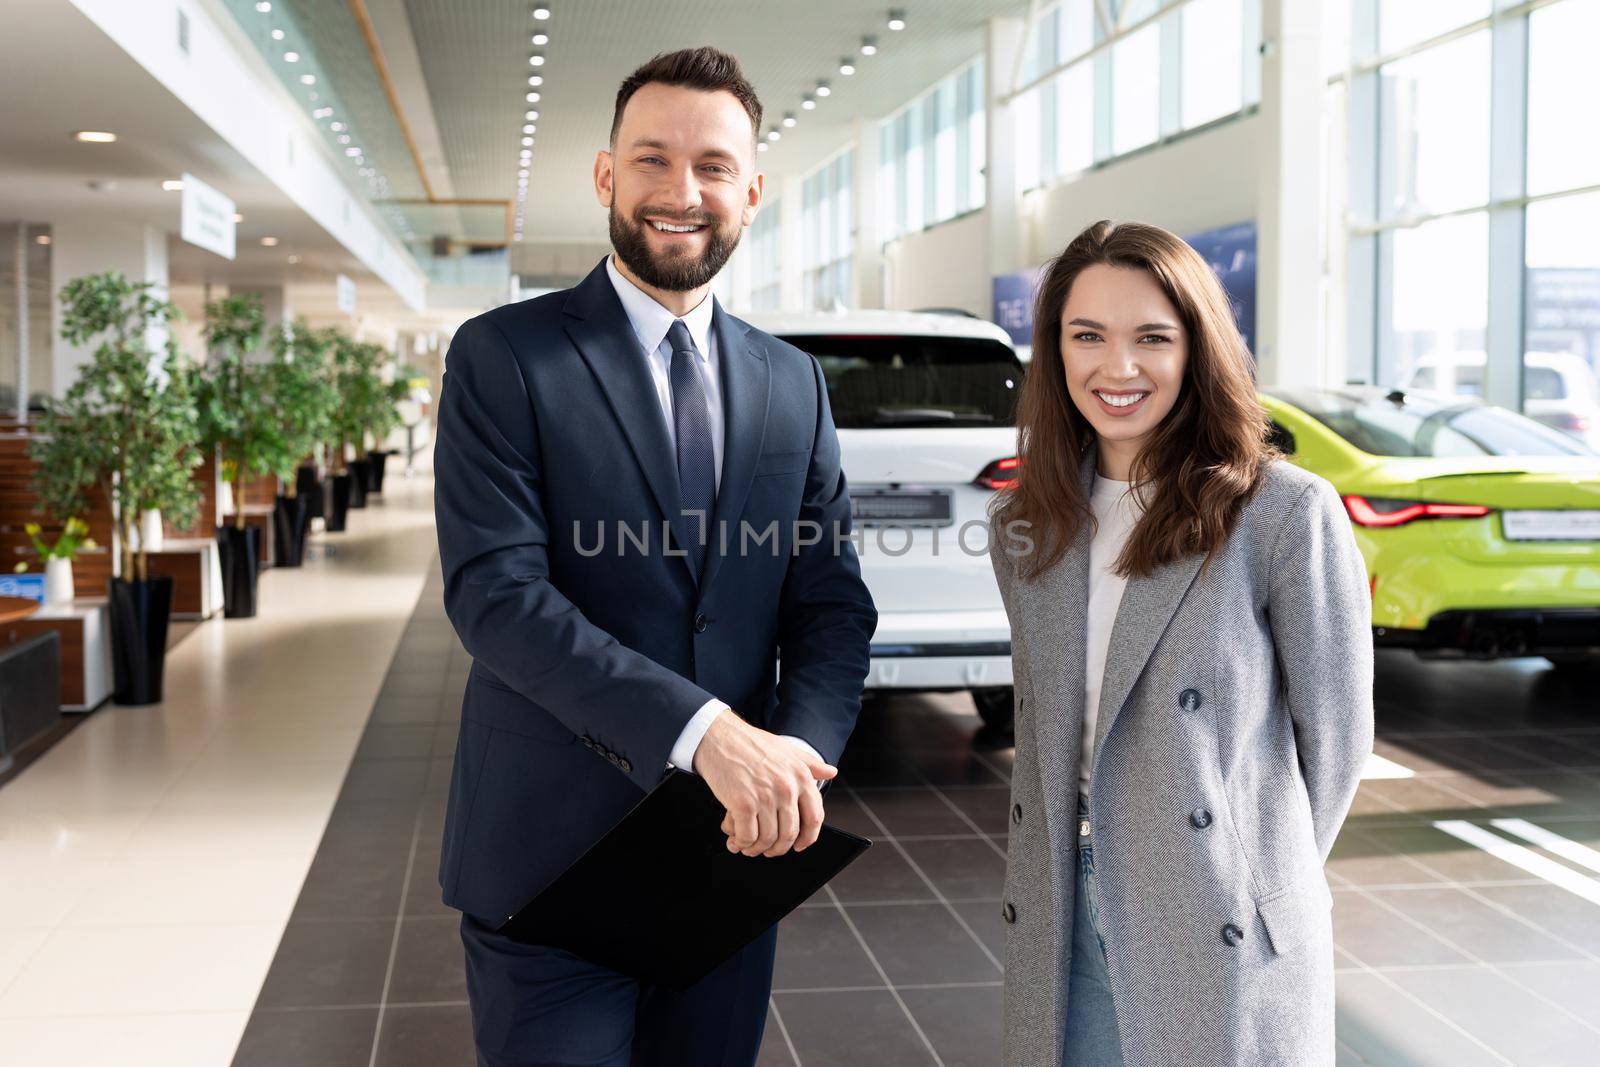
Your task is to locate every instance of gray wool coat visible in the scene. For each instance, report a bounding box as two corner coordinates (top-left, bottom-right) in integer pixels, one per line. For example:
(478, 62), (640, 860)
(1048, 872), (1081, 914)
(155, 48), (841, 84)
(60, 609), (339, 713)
(989, 453), (1374, 1067)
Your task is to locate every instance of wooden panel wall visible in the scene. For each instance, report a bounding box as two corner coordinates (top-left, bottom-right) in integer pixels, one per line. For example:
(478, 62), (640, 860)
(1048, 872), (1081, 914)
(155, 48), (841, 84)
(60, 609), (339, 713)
(0, 432), (116, 598)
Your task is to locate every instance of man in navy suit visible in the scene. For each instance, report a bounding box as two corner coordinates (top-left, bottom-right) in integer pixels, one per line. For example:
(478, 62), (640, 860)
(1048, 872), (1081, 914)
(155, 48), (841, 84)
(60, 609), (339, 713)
(433, 46), (877, 1067)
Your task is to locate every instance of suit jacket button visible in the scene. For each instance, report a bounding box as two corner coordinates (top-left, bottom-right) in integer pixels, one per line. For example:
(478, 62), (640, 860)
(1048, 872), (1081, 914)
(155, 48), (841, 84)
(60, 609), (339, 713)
(1222, 923), (1244, 946)
(1191, 809), (1212, 829)
(1002, 902), (1016, 924)
(693, 613), (708, 633)
(1011, 803), (1023, 825)
(1180, 688), (1202, 712)
(618, 758), (632, 773)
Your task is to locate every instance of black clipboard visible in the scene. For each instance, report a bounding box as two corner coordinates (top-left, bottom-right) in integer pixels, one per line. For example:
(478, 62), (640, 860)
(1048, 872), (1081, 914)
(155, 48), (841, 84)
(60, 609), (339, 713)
(497, 768), (871, 990)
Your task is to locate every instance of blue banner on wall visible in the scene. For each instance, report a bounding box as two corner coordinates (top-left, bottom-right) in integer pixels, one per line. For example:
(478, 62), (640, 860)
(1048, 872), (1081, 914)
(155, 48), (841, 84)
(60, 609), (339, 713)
(1184, 221), (1257, 354)
(992, 268), (1041, 348)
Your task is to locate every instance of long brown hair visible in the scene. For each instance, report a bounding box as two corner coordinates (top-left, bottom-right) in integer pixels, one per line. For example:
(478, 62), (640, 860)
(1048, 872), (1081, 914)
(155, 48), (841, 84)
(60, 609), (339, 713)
(993, 219), (1274, 581)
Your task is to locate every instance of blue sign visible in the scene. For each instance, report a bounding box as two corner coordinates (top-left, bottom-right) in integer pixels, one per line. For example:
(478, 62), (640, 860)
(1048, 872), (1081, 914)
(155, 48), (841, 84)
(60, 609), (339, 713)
(992, 268), (1041, 347)
(0, 573), (46, 603)
(1184, 221), (1257, 354)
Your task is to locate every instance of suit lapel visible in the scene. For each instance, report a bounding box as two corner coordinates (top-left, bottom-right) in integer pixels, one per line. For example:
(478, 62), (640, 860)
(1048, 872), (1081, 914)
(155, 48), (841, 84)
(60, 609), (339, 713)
(698, 303), (769, 593)
(562, 260), (696, 585)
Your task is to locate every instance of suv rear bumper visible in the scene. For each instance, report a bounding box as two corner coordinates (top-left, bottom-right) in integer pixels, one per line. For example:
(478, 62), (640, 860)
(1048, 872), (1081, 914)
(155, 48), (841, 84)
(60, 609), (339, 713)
(863, 610), (1013, 690)
(1375, 609), (1600, 659)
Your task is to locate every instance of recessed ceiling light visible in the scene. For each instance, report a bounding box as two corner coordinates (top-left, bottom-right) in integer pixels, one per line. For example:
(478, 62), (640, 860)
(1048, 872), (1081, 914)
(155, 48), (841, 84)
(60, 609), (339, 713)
(839, 58), (855, 76)
(529, 54), (544, 66)
(73, 130), (117, 143)
(528, 75), (542, 87)
(271, 28), (284, 40)
(282, 51), (299, 62)
(345, 146), (361, 156)
(233, 213), (244, 223)
(531, 32), (549, 45)
(802, 95), (816, 110)
(255, 1), (272, 11)
(35, 234), (51, 245)
(767, 129), (780, 142)
(287, 254), (301, 264)
(521, 136), (533, 146)
(330, 121), (345, 132)
(522, 123), (535, 134)
(518, 168), (529, 177)
(338, 134), (350, 144)
(526, 92), (541, 103)
(782, 112), (797, 128)
(757, 142), (769, 153)
(300, 74), (316, 85)
(525, 110), (539, 120)
(161, 179), (184, 191)
(887, 8), (906, 31)
(861, 36), (878, 56)
(532, 5), (551, 20)
(815, 80), (831, 98)
(261, 236), (279, 246)
(314, 107), (333, 118)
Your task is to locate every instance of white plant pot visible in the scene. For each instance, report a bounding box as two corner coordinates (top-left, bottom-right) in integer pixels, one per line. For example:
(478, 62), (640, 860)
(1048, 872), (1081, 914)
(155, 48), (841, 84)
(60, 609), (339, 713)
(217, 481), (235, 519)
(45, 556), (74, 606)
(140, 509), (163, 552)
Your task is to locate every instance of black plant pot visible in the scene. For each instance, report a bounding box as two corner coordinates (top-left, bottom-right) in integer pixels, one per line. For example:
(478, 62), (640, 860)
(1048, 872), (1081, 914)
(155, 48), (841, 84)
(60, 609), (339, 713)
(273, 493), (311, 568)
(108, 576), (173, 706)
(326, 473), (352, 532)
(296, 464), (324, 520)
(367, 450), (391, 495)
(217, 524), (261, 619)
(348, 458), (369, 509)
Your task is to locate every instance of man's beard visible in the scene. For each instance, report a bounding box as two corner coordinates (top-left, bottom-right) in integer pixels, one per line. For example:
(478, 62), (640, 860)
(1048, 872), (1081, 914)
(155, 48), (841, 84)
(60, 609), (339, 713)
(609, 203), (741, 292)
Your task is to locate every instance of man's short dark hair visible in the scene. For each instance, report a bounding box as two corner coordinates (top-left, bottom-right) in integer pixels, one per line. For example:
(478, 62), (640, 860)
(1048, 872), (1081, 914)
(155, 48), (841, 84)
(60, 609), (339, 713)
(611, 46), (764, 149)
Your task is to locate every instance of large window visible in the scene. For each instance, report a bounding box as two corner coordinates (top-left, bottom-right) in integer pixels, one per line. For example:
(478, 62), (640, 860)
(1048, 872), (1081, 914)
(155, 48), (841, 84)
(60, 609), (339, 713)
(1016, 0), (1259, 193)
(878, 59), (985, 243)
(747, 198), (781, 311)
(1338, 0), (1600, 448)
(802, 152), (853, 310)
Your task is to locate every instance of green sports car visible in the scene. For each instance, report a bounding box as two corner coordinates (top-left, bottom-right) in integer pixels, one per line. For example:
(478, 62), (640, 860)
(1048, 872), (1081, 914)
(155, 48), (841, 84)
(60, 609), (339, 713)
(1260, 387), (1600, 667)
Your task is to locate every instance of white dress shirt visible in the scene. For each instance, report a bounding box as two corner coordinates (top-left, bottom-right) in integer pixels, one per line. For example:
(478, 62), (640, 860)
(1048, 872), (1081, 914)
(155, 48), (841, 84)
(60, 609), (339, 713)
(604, 256), (822, 775)
(1082, 475), (1141, 793)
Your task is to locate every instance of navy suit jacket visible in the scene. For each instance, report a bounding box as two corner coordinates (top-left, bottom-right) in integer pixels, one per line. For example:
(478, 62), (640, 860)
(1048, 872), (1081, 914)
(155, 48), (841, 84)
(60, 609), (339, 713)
(433, 258), (878, 924)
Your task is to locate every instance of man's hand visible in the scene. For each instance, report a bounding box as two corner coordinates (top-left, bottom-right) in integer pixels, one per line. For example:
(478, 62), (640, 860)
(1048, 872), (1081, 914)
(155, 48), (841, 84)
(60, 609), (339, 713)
(693, 709), (837, 858)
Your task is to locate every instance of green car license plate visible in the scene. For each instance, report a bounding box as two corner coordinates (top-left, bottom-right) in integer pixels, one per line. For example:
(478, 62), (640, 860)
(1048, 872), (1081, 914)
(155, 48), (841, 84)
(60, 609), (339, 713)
(1502, 510), (1600, 542)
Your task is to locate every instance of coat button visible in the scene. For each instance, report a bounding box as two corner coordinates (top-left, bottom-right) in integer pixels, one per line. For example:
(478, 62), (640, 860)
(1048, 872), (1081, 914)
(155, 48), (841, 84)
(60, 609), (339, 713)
(1011, 803), (1023, 825)
(1222, 923), (1244, 946)
(1191, 809), (1212, 829)
(1002, 902), (1016, 924)
(1180, 688), (1202, 712)
(693, 613), (708, 633)
(618, 757), (632, 773)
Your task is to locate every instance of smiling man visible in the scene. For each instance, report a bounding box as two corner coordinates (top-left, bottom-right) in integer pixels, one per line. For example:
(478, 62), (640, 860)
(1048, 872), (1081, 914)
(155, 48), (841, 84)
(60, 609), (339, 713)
(432, 47), (876, 1067)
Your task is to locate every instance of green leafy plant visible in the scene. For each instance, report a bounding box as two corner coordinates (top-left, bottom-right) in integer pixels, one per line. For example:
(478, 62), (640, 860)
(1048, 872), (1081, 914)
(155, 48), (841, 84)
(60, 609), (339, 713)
(197, 294), (285, 529)
(12, 517), (97, 573)
(329, 335), (390, 471)
(28, 271), (203, 582)
(266, 322), (340, 493)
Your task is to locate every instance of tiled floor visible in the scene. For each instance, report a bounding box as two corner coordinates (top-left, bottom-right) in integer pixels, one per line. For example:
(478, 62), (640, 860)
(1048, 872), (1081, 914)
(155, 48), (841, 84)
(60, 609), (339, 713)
(231, 551), (1600, 1065)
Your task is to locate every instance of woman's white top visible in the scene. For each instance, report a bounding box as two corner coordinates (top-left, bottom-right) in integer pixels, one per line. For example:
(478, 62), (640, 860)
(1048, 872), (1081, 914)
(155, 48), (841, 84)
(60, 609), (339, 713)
(1081, 475), (1142, 792)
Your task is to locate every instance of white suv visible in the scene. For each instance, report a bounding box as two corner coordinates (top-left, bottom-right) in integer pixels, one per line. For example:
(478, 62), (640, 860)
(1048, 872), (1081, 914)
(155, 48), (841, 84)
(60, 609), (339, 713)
(744, 308), (1023, 731)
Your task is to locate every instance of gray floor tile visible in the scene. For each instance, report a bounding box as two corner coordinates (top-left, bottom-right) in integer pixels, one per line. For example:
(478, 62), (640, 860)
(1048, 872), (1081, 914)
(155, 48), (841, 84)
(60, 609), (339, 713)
(254, 918), (396, 1010)
(899, 984), (1003, 1067)
(1334, 971), (1506, 1067)
(374, 1003), (476, 1067)
(232, 1007), (379, 1067)
(772, 989), (938, 1066)
(1387, 965), (1600, 1066)
(1332, 890), (1471, 968)
(844, 902), (1000, 986)
(1369, 886), (1585, 963)
(386, 916), (470, 1004)
(774, 904), (883, 991)
(897, 837), (1006, 900)
(851, 788), (977, 837)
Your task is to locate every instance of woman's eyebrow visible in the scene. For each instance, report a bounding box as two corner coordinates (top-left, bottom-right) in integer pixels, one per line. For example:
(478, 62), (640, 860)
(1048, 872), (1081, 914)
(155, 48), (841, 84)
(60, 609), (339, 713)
(1065, 317), (1178, 332)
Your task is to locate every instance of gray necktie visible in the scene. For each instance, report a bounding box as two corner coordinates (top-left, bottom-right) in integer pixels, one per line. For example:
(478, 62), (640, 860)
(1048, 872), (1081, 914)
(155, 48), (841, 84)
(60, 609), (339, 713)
(666, 319), (715, 579)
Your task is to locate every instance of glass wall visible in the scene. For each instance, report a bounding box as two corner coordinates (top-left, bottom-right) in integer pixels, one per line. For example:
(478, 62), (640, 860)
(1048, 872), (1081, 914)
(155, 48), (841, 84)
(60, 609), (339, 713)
(747, 197), (782, 312)
(878, 59), (985, 243)
(802, 151), (853, 310)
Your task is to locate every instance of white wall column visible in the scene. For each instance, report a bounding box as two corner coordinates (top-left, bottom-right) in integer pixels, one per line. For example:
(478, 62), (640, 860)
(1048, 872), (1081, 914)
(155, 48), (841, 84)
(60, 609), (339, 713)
(986, 16), (1027, 285)
(778, 175), (805, 311)
(1255, 0), (1326, 388)
(50, 219), (169, 397)
(851, 118), (884, 309)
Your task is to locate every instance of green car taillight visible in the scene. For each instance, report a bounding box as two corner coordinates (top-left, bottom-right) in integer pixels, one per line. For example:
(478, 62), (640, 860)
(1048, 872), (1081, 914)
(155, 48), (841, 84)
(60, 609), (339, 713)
(1342, 495), (1492, 528)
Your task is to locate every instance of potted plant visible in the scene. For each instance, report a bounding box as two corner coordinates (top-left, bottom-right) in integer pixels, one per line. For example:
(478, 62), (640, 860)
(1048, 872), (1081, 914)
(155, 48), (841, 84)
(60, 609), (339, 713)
(364, 362), (417, 496)
(265, 321), (338, 566)
(329, 334), (378, 513)
(12, 517), (97, 607)
(196, 294), (283, 618)
(29, 271), (203, 705)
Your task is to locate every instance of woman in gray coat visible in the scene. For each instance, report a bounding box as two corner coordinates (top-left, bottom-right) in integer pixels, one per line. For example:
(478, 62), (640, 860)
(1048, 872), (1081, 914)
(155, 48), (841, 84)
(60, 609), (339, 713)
(988, 220), (1373, 1066)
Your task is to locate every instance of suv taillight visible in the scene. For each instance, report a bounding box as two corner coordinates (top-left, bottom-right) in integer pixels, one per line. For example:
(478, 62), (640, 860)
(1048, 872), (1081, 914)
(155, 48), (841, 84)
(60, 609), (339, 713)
(975, 456), (1021, 491)
(1343, 495), (1491, 528)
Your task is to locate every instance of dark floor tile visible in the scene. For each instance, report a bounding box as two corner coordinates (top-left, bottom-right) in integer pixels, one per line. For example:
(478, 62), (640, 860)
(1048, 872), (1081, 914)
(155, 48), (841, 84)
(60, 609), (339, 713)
(823, 841), (935, 904)
(1330, 890), (1470, 968)
(293, 833), (414, 920)
(431, 721), (461, 758)
(817, 790), (882, 838)
(754, 1006), (797, 1067)
(938, 786), (1013, 834)
(897, 838), (1006, 900)
(354, 725), (438, 762)
(772, 989), (936, 1066)
(836, 747), (926, 788)
(324, 799), (421, 841)
(906, 748), (1007, 787)
(339, 758), (431, 804)
(773, 904), (882, 991)
(370, 695), (448, 725)
(1370, 887), (1583, 963)
(254, 918), (395, 1010)
(1351, 825), (1532, 884)
(374, 1003), (476, 1067)
(1324, 831), (1444, 887)
(850, 788), (974, 837)
(404, 843), (457, 918)
(1488, 732), (1600, 770)
(899, 984), (1004, 1067)
(232, 1006), (379, 1067)
(844, 902), (1000, 986)
(387, 916), (470, 1004)
(950, 900), (1006, 959)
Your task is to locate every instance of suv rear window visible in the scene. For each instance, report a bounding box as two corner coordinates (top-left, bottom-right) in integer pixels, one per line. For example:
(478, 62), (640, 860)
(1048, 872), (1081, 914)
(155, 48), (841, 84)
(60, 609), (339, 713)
(776, 335), (1023, 429)
(1274, 390), (1595, 457)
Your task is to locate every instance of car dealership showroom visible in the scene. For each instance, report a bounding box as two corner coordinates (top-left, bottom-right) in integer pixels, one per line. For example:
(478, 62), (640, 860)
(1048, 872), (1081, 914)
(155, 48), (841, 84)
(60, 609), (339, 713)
(0, 1), (1597, 1065)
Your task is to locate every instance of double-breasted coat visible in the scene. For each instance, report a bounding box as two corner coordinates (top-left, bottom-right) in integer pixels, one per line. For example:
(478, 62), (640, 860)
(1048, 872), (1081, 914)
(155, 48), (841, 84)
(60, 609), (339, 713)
(989, 452), (1374, 1066)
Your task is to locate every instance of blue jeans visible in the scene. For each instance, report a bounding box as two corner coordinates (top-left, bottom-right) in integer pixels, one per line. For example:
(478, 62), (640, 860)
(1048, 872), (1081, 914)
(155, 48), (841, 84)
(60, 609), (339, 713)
(1062, 795), (1125, 1067)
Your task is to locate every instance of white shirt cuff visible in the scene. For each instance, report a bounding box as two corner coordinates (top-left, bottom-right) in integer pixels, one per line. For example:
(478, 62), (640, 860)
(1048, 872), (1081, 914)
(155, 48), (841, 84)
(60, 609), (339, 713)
(778, 735), (824, 766)
(667, 698), (729, 773)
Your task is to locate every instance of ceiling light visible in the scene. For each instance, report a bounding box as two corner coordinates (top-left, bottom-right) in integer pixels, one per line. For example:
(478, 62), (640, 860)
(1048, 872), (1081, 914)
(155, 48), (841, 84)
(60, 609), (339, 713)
(529, 54), (545, 66)
(815, 80), (831, 98)
(801, 95), (816, 110)
(521, 136), (533, 146)
(782, 112), (796, 128)
(260, 236), (279, 246)
(282, 51), (299, 62)
(757, 142), (769, 153)
(255, 1), (272, 11)
(767, 129), (780, 142)
(531, 32), (549, 45)
(518, 168), (529, 177)
(528, 75), (542, 87)
(526, 92), (541, 103)
(35, 234), (51, 245)
(887, 8), (906, 31)
(839, 58), (855, 76)
(861, 36), (878, 56)
(525, 109), (539, 120)
(522, 123), (535, 134)
(532, 5), (551, 19)
(345, 146), (361, 156)
(313, 107), (333, 118)
(161, 179), (184, 191)
(330, 121), (345, 132)
(300, 74), (316, 85)
(232, 213), (244, 223)
(338, 134), (350, 144)
(287, 254), (301, 264)
(271, 28), (284, 40)
(73, 130), (117, 143)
